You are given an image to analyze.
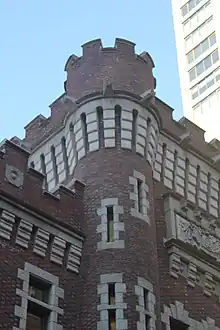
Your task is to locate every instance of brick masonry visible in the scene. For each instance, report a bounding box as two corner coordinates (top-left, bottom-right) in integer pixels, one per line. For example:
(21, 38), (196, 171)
(2, 38), (220, 330)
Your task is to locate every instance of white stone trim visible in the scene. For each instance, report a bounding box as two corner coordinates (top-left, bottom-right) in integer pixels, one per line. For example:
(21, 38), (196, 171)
(15, 220), (33, 248)
(0, 209), (16, 240)
(97, 273), (128, 330)
(129, 170), (150, 223)
(135, 277), (156, 330)
(161, 301), (219, 330)
(0, 201), (83, 274)
(14, 262), (64, 330)
(97, 198), (124, 250)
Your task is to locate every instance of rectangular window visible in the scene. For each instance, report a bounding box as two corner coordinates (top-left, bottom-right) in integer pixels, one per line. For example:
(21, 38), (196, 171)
(107, 206), (114, 242)
(108, 310), (116, 330)
(145, 314), (150, 330)
(108, 283), (116, 305)
(137, 179), (142, 213)
(28, 275), (51, 303)
(26, 302), (49, 330)
(183, 1), (211, 33)
(191, 67), (220, 100)
(143, 288), (148, 310)
(189, 50), (219, 82)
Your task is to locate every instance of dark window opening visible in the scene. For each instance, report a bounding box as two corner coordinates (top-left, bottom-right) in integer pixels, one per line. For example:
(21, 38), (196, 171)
(97, 106), (104, 148)
(132, 109), (138, 148)
(108, 283), (115, 305)
(27, 300), (50, 330)
(61, 137), (69, 178)
(137, 179), (142, 213)
(145, 314), (150, 330)
(51, 146), (58, 185)
(170, 318), (189, 330)
(81, 113), (88, 153)
(40, 154), (48, 189)
(115, 105), (122, 145)
(108, 309), (116, 330)
(107, 206), (114, 242)
(28, 275), (51, 303)
(143, 288), (148, 310)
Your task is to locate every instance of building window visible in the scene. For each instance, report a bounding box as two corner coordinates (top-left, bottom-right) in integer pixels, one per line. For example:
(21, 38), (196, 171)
(143, 288), (148, 310)
(137, 179), (143, 213)
(183, 1), (211, 35)
(61, 136), (69, 178)
(40, 154), (48, 189)
(181, 0), (203, 17)
(107, 206), (114, 242)
(81, 113), (89, 153)
(28, 275), (51, 303)
(185, 17), (214, 52)
(187, 33), (216, 64)
(191, 67), (220, 100)
(189, 50), (219, 82)
(108, 309), (116, 330)
(15, 263), (64, 330)
(51, 146), (58, 185)
(108, 283), (116, 305)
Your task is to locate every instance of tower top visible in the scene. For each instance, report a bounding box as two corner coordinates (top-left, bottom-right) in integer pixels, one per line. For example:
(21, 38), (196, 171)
(64, 38), (156, 100)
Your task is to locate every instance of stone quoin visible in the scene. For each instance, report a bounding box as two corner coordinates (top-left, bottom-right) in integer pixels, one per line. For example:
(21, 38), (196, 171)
(1, 38), (220, 330)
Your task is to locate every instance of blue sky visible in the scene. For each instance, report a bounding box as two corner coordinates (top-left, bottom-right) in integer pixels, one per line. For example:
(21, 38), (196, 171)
(0, 0), (182, 141)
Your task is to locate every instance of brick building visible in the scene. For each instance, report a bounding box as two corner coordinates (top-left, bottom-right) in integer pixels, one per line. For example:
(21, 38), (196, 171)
(1, 38), (220, 330)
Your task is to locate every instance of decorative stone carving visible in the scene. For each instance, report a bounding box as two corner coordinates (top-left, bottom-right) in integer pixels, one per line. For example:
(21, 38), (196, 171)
(203, 272), (215, 297)
(50, 236), (66, 265)
(67, 244), (81, 273)
(176, 214), (220, 261)
(33, 228), (50, 257)
(5, 164), (24, 187)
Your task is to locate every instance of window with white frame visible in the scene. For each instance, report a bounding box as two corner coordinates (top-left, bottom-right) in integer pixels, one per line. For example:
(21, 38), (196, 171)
(191, 67), (220, 100)
(185, 17), (214, 52)
(187, 33), (216, 64)
(181, 0), (204, 17)
(97, 273), (127, 330)
(135, 277), (156, 330)
(189, 49), (219, 82)
(183, 1), (211, 36)
(15, 262), (64, 330)
(96, 198), (124, 250)
(129, 170), (150, 223)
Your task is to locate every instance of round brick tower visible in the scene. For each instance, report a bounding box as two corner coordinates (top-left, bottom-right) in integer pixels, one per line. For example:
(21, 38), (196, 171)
(64, 38), (161, 330)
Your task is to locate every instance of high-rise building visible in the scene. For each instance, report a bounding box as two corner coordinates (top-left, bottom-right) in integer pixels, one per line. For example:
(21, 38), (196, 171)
(171, 0), (220, 141)
(1, 38), (220, 330)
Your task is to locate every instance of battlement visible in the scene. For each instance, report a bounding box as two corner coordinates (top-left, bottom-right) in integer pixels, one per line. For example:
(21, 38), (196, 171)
(65, 38), (156, 100)
(0, 139), (84, 234)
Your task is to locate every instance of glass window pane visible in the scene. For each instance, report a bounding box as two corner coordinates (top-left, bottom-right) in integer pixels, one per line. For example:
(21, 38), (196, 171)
(196, 61), (204, 75)
(195, 45), (202, 59)
(189, 68), (196, 81)
(207, 78), (215, 88)
(212, 50), (219, 64)
(201, 38), (209, 53)
(187, 51), (194, 64)
(203, 55), (212, 70)
(210, 34), (216, 47)
(182, 4), (188, 16)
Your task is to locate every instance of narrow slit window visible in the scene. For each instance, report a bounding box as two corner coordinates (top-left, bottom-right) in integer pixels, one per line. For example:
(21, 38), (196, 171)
(115, 105), (122, 145)
(108, 283), (115, 305)
(81, 113), (88, 153)
(184, 158), (189, 200)
(196, 165), (201, 206)
(143, 288), (148, 310)
(69, 123), (77, 162)
(132, 109), (138, 148)
(108, 309), (116, 330)
(97, 106), (104, 148)
(107, 206), (114, 242)
(170, 318), (189, 330)
(40, 154), (48, 189)
(51, 146), (58, 185)
(137, 179), (142, 213)
(145, 314), (150, 330)
(61, 137), (69, 178)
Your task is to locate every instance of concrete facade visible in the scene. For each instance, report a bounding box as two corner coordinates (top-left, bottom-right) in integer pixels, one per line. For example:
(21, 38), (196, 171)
(1, 38), (220, 329)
